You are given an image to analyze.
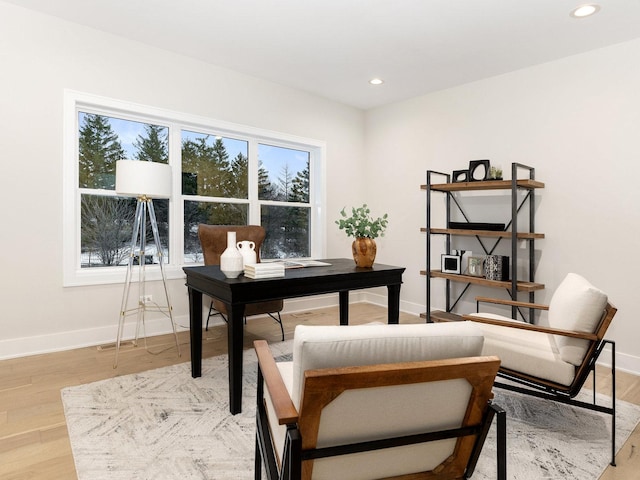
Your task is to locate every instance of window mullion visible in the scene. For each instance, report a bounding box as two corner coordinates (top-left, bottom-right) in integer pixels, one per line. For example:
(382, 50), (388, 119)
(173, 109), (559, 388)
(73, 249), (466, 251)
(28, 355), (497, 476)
(248, 138), (260, 225)
(170, 123), (183, 265)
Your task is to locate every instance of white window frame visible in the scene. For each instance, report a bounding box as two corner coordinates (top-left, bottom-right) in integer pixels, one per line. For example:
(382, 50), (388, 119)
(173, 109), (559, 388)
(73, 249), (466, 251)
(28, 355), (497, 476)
(63, 90), (326, 287)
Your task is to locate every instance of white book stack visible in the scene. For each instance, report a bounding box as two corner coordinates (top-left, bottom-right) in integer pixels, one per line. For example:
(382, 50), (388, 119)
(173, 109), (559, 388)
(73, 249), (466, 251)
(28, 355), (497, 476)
(244, 263), (285, 279)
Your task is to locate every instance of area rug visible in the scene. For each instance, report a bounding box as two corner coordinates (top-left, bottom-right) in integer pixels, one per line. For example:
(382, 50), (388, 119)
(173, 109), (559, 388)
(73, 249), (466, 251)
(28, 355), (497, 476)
(62, 341), (640, 480)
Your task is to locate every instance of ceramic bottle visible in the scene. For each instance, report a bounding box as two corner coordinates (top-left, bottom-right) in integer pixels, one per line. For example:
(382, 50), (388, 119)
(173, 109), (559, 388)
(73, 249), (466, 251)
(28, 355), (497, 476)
(220, 231), (244, 278)
(237, 240), (257, 268)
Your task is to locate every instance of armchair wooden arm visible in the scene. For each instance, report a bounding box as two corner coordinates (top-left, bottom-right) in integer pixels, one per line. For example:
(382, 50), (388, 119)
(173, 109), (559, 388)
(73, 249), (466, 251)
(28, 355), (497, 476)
(462, 314), (598, 341)
(254, 340), (298, 424)
(475, 296), (549, 311)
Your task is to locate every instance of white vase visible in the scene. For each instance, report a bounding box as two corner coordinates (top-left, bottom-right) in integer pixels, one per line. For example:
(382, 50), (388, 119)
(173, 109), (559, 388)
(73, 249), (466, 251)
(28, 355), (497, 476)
(220, 231), (244, 278)
(237, 240), (257, 268)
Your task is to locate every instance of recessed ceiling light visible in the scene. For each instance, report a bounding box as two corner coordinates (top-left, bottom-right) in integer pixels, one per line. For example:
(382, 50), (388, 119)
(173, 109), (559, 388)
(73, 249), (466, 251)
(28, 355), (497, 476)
(369, 78), (384, 85)
(570, 4), (601, 18)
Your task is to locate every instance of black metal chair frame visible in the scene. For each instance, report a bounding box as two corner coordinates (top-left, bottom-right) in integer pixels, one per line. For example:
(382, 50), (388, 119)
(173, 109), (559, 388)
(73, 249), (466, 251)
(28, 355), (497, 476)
(494, 338), (616, 466)
(206, 301), (284, 341)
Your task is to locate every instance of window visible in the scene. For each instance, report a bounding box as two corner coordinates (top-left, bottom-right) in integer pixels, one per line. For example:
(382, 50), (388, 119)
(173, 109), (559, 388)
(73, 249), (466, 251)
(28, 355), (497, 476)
(181, 131), (250, 263)
(78, 113), (170, 269)
(63, 91), (325, 286)
(258, 144), (311, 258)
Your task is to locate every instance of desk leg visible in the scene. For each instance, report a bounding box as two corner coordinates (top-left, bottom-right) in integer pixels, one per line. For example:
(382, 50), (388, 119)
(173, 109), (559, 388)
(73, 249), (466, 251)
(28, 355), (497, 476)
(188, 287), (203, 378)
(387, 284), (401, 324)
(227, 303), (245, 415)
(339, 291), (349, 325)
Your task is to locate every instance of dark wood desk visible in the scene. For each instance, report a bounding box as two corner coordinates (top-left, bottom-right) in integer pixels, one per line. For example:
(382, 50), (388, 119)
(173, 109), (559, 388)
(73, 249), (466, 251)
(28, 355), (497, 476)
(183, 258), (405, 414)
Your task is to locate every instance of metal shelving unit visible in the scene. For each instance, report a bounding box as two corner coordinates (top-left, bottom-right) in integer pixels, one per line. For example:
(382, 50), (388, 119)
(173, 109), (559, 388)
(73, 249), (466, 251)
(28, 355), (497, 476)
(422, 163), (545, 323)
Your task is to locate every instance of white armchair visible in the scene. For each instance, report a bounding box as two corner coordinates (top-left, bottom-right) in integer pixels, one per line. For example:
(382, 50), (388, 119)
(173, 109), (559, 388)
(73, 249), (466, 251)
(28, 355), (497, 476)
(463, 272), (617, 465)
(254, 321), (505, 480)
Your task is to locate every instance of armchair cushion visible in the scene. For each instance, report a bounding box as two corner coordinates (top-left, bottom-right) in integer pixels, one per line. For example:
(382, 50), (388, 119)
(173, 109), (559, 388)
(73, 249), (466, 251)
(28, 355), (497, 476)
(264, 361), (294, 464)
(474, 319), (576, 386)
(291, 321), (484, 409)
(549, 273), (607, 366)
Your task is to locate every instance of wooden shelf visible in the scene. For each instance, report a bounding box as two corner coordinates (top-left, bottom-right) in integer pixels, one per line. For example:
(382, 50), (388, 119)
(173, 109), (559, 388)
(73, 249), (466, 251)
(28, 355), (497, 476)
(420, 178), (544, 192)
(423, 270), (545, 293)
(421, 310), (464, 323)
(422, 227), (544, 240)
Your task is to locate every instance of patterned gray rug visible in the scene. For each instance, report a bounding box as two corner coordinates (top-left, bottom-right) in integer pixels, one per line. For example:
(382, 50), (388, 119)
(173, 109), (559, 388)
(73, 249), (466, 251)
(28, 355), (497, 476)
(62, 341), (640, 480)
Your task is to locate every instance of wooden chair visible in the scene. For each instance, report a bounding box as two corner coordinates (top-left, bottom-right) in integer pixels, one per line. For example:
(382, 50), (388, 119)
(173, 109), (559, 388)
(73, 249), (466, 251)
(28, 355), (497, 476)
(463, 272), (617, 465)
(197, 224), (284, 340)
(255, 322), (506, 480)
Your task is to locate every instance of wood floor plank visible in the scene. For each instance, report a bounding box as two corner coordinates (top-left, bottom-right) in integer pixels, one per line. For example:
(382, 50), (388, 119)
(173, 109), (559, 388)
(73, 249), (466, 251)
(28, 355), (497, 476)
(0, 435), (76, 480)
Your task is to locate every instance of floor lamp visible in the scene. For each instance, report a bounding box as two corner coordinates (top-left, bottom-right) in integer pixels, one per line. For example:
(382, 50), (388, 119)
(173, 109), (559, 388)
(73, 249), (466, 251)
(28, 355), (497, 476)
(113, 160), (181, 368)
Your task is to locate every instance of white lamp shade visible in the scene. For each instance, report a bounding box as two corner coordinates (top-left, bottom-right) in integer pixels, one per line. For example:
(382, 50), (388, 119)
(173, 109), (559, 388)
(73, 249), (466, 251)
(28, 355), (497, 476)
(115, 160), (172, 199)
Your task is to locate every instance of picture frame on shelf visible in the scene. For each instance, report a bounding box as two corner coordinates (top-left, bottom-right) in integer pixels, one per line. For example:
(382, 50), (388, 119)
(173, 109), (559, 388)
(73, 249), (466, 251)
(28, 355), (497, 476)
(467, 256), (485, 277)
(468, 159), (490, 181)
(452, 169), (469, 183)
(441, 254), (462, 274)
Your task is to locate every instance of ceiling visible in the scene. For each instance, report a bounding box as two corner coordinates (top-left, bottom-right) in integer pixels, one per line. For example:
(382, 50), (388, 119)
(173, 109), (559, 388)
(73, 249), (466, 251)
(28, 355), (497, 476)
(6, 0), (640, 110)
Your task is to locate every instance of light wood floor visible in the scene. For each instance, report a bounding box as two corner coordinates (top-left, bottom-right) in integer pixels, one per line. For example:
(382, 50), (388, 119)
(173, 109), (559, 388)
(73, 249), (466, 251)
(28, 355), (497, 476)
(1, 303), (638, 479)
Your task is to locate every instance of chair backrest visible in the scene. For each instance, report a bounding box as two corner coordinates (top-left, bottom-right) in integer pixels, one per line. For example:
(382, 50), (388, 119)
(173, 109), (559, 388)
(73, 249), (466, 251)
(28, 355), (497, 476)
(197, 224), (265, 266)
(291, 322), (498, 479)
(291, 322), (485, 409)
(547, 273), (609, 366)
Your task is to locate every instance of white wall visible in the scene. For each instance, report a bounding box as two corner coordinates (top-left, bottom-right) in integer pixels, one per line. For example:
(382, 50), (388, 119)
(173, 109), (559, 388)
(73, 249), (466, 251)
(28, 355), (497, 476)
(0, 2), (366, 358)
(365, 38), (640, 373)
(3, 1), (639, 375)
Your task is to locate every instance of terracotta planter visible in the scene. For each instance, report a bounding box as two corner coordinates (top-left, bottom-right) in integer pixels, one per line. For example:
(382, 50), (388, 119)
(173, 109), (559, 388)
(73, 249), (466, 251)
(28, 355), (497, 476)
(351, 237), (377, 268)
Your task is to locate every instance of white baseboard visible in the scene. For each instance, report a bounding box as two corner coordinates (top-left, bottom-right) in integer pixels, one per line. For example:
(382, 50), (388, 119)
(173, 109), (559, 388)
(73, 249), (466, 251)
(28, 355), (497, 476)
(0, 313), (191, 361)
(597, 347), (640, 377)
(0, 294), (344, 361)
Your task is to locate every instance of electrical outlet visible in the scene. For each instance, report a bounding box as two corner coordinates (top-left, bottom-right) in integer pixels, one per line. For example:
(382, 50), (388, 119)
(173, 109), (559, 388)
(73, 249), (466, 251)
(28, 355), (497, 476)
(140, 295), (153, 304)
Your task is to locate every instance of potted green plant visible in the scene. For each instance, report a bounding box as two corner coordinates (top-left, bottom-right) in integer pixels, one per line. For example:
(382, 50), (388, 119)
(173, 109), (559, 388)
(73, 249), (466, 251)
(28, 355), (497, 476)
(489, 166), (503, 180)
(336, 204), (388, 267)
